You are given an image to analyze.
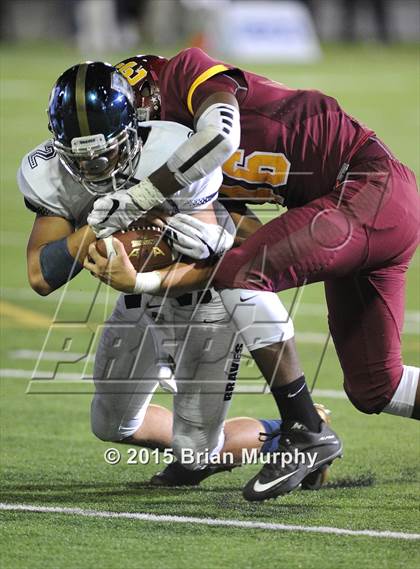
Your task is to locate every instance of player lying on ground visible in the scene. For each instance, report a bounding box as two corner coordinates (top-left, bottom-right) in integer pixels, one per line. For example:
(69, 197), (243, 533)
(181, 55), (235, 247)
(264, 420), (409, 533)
(88, 49), (419, 502)
(19, 62), (331, 490)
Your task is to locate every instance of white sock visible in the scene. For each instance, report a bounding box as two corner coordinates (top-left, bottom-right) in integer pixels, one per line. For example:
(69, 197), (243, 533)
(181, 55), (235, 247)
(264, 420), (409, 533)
(383, 365), (419, 418)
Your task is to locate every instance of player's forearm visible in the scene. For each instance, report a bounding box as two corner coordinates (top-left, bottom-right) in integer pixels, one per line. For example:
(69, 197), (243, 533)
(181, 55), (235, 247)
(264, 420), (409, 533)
(66, 225), (97, 261)
(229, 211), (263, 245)
(29, 241), (81, 296)
(28, 226), (95, 296)
(27, 255), (53, 296)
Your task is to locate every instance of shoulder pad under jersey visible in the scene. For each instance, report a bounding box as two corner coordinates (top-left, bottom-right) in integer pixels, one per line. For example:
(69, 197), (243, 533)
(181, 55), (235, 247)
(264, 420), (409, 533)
(17, 140), (96, 226)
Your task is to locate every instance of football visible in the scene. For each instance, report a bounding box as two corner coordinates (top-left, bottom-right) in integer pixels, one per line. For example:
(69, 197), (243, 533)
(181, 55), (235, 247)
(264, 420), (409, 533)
(96, 224), (176, 272)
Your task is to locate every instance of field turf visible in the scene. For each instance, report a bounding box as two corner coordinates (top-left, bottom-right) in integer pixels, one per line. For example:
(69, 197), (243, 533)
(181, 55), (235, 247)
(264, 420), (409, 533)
(0, 42), (419, 569)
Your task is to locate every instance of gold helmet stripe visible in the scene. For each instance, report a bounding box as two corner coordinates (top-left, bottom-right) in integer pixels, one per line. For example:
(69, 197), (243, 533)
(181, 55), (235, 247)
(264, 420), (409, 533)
(75, 63), (90, 136)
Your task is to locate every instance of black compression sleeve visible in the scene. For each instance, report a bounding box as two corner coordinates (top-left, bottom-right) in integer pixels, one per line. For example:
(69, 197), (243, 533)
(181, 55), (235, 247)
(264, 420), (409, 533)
(39, 237), (83, 289)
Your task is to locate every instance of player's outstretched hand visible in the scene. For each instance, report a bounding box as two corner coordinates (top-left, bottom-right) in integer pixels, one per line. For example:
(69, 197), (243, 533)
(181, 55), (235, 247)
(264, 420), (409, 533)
(166, 213), (234, 260)
(84, 238), (137, 293)
(87, 192), (143, 239)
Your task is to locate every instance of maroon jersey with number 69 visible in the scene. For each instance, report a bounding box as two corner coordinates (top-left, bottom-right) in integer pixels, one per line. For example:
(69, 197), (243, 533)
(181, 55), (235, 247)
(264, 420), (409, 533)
(159, 48), (375, 208)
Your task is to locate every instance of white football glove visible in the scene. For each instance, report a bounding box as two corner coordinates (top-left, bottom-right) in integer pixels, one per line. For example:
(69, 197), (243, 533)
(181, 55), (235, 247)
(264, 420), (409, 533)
(166, 213), (234, 260)
(88, 192), (143, 238)
(88, 178), (167, 239)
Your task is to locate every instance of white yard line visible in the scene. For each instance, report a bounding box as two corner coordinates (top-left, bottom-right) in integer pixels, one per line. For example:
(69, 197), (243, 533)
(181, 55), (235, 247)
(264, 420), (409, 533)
(1, 287), (419, 317)
(0, 368), (347, 398)
(7, 333), (332, 366)
(2, 287), (419, 333)
(234, 386), (347, 398)
(1, 287), (119, 305)
(0, 369), (92, 381)
(0, 503), (418, 540)
(10, 350), (96, 362)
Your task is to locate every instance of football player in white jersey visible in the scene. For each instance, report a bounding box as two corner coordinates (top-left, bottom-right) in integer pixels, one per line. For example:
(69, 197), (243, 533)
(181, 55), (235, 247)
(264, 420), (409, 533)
(18, 62), (328, 488)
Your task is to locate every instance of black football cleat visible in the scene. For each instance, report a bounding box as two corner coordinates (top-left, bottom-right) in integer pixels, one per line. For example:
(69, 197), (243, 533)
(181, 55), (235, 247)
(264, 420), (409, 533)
(242, 420), (343, 502)
(150, 460), (236, 487)
(301, 403), (331, 491)
(301, 464), (330, 490)
(257, 404), (333, 491)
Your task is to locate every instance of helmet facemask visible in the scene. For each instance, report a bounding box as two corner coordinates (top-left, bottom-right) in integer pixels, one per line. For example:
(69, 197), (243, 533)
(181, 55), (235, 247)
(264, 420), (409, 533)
(135, 81), (162, 122)
(53, 126), (141, 195)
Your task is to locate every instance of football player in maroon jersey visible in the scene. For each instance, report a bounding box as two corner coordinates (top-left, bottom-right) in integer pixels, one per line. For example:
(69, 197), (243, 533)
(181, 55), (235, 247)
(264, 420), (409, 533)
(88, 49), (419, 502)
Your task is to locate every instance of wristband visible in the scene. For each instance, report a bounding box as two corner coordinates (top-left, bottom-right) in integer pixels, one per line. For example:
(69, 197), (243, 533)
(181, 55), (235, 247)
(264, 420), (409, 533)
(127, 178), (166, 211)
(133, 271), (162, 294)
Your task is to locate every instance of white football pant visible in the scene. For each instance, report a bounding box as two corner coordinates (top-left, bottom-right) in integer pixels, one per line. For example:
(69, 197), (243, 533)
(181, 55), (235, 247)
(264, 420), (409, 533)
(91, 290), (241, 469)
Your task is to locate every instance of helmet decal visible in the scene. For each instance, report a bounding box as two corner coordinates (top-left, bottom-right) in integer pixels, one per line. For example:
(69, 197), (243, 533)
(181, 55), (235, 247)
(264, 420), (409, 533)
(115, 60), (147, 86)
(115, 55), (168, 121)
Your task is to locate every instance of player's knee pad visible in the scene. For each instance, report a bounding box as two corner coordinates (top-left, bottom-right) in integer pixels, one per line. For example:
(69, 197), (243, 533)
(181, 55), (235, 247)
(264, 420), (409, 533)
(219, 289), (294, 351)
(90, 399), (122, 441)
(90, 395), (145, 442)
(172, 428), (225, 471)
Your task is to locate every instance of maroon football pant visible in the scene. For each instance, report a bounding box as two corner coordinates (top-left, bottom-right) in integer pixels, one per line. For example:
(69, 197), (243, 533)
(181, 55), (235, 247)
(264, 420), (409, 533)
(215, 158), (419, 413)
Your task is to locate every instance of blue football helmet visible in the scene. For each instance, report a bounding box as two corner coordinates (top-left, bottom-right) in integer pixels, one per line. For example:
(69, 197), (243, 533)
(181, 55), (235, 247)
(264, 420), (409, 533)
(48, 61), (141, 194)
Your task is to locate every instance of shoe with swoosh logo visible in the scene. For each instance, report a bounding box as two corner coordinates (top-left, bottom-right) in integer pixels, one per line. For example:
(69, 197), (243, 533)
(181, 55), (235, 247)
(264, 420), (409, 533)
(242, 420), (343, 501)
(301, 403), (331, 491)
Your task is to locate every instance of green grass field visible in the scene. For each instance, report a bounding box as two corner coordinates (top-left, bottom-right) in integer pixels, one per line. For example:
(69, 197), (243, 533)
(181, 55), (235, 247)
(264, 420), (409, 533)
(0, 42), (419, 569)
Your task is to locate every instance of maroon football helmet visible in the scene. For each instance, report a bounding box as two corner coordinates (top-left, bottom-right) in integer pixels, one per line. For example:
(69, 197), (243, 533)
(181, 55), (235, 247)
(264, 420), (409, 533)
(115, 55), (168, 121)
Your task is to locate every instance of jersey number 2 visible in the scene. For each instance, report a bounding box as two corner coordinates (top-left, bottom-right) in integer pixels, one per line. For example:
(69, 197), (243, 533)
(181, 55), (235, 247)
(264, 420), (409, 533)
(28, 143), (56, 169)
